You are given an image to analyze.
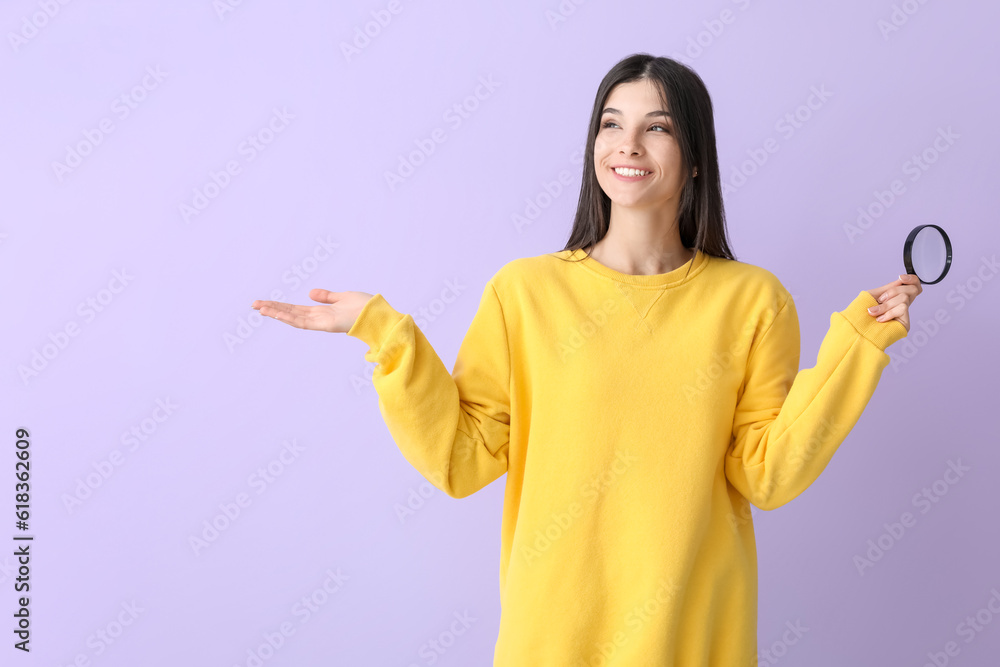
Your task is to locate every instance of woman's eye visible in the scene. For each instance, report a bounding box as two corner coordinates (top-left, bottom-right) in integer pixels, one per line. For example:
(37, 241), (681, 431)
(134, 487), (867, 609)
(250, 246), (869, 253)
(600, 120), (669, 132)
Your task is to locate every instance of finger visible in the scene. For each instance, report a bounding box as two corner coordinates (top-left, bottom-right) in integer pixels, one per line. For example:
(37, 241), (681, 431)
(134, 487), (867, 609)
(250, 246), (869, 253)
(258, 302), (313, 322)
(261, 306), (317, 329)
(875, 304), (895, 322)
(875, 298), (908, 322)
(877, 305), (910, 331)
(875, 283), (920, 304)
(869, 293), (902, 318)
(900, 273), (924, 296)
(898, 273), (925, 296)
(309, 289), (341, 304)
(895, 274), (921, 295)
(252, 300), (291, 312)
(871, 278), (905, 296)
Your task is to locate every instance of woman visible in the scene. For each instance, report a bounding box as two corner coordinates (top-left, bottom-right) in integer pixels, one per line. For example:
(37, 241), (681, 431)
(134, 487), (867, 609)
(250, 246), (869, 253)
(252, 53), (920, 666)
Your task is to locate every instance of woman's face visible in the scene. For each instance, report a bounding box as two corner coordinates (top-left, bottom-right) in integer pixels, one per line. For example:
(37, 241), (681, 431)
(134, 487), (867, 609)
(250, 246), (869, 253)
(593, 79), (687, 212)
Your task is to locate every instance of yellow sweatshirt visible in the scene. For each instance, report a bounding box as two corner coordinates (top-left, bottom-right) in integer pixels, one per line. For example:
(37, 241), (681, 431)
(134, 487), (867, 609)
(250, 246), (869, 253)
(346, 247), (907, 666)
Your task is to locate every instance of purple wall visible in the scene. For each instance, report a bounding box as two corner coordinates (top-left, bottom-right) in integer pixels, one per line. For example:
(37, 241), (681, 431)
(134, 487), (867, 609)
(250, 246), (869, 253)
(3, 1), (998, 665)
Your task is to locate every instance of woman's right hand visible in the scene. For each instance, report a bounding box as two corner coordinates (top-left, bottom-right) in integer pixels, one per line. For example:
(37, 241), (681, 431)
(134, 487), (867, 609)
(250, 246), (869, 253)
(251, 290), (375, 334)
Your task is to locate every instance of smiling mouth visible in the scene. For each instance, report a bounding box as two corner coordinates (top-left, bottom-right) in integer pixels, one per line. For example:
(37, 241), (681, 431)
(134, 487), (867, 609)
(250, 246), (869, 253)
(611, 167), (652, 178)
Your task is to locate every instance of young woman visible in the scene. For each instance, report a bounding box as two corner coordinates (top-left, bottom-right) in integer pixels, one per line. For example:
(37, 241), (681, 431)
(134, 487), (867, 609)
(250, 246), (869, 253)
(252, 53), (920, 666)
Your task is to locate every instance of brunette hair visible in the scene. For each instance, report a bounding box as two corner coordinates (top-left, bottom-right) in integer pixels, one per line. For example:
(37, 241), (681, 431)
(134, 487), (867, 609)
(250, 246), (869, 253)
(557, 53), (737, 271)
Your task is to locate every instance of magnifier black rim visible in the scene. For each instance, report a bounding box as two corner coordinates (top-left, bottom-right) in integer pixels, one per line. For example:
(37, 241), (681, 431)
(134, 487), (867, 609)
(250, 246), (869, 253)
(904, 224), (952, 285)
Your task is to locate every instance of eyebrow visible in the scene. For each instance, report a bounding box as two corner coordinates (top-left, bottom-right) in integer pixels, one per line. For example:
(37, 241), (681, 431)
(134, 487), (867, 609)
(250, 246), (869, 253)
(602, 108), (671, 118)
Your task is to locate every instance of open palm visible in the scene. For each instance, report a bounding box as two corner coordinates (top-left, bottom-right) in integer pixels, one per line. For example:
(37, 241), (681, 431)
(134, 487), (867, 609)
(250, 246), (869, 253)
(251, 289), (374, 334)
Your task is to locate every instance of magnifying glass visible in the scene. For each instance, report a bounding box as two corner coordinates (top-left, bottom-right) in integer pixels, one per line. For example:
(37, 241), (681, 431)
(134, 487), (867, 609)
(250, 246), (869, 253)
(903, 224), (952, 284)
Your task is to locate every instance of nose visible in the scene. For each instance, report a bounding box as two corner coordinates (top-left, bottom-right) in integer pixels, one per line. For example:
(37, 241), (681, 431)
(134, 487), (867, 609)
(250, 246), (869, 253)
(617, 129), (643, 155)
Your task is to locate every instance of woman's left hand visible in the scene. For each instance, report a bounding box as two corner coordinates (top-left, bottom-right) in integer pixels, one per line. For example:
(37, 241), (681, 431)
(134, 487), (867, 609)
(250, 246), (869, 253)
(865, 274), (923, 333)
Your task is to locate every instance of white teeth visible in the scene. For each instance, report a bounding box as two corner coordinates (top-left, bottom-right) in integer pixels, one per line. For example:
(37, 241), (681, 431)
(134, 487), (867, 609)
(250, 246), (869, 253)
(614, 167), (648, 176)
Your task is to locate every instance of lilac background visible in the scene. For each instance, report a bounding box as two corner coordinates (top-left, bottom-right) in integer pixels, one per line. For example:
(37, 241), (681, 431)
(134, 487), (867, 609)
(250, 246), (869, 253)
(3, 1), (999, 665)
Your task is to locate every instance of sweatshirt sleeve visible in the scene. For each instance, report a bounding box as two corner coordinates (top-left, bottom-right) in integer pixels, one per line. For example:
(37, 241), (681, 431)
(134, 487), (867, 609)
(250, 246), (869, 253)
(345, 282), (511, 499)
(724, 289), (908, 511)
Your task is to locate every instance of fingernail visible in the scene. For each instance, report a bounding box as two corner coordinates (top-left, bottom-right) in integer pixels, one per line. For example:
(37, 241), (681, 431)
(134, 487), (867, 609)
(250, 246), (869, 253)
(868, 306), (878, 314)
(878, 293), (886, 303)
(899, 275), (905, 281)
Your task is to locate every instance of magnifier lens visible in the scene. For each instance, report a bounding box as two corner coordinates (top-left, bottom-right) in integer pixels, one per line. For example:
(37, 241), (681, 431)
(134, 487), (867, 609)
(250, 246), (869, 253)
(904, 224), (952, 285)
(912, 227), (948, 283)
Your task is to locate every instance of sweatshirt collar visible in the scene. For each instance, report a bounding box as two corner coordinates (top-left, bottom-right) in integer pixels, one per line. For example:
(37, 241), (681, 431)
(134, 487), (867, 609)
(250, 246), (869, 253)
(566, 247), (709, 288)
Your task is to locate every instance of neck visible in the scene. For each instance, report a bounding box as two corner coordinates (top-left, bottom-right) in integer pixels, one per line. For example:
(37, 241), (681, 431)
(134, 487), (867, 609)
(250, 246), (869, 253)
(586, 212), (692, 275)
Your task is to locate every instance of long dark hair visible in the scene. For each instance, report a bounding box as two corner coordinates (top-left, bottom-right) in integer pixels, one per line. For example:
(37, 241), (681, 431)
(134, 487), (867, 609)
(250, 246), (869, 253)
(557, 53), (736, 270)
